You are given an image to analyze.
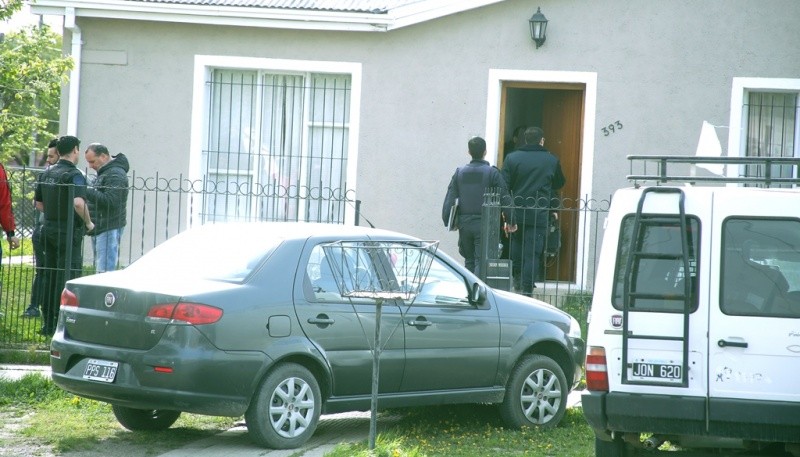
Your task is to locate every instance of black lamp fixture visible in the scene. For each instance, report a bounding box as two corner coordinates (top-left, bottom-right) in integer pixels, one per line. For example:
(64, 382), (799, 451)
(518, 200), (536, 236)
(529, 7), (548, 48)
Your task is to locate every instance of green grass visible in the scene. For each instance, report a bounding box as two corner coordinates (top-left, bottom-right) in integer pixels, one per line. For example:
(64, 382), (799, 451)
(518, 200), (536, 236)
(327, 406), (594, 457)
(1, 374), (595, 456)
(0, 374), (239, 454)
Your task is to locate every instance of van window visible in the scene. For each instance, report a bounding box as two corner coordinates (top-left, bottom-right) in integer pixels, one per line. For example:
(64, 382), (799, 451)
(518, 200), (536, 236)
(612, 215), (700, 312)
(721, 218), (800, 318)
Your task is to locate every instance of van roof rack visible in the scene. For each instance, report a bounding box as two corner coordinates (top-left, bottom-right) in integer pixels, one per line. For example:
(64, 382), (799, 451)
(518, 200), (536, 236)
(627, 155), (800, 187)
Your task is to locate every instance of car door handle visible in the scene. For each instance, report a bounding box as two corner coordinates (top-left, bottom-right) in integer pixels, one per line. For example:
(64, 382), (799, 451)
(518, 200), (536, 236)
(407, 319), (432, 327)
(308, 317), (335, 325)
(718, 339), (748, 348)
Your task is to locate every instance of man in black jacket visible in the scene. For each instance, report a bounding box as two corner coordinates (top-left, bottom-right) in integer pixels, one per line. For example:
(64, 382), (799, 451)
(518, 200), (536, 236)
(501, 127), (565, 296)
(35, 135), (94, 335)
(442, 136), (511, 276)
(85, 143), (130, 273)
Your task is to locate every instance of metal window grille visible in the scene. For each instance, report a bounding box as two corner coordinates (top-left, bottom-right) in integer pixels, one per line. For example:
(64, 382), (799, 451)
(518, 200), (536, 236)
(203, 69), (352, 222)
(743, 92), (799, 188)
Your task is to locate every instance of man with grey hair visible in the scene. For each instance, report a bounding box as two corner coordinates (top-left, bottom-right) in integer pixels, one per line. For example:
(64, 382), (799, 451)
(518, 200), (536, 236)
(85, 143), (130, 273)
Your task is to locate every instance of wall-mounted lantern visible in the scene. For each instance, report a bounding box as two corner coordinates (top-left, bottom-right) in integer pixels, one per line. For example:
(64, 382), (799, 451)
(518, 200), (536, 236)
(529, 7), (548, 49)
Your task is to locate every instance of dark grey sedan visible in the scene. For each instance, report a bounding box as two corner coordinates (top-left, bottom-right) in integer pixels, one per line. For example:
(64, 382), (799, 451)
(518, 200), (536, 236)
(50, 222), (585, 449)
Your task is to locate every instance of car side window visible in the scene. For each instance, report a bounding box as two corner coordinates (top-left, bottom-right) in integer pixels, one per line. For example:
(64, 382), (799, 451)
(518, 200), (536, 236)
(305, 244), (378, 303)
(721, 218), (800, 318)
(405, 255), (470, 307)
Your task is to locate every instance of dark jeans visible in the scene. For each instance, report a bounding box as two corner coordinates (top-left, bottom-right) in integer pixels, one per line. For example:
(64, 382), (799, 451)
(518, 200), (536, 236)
(511, 225), (545, 294)
(41, 225), (84, 335)
(458, 215), (483, 276)
(29, 224), (45, 309)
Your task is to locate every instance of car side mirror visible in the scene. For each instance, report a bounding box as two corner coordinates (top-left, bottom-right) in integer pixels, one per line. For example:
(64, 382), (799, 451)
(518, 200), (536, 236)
(470, 282), (486, 305)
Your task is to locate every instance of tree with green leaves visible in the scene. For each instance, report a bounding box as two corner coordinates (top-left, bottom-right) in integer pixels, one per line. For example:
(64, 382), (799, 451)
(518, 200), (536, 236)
(0, 22), (73, 165)
(1, 0), (24, 21)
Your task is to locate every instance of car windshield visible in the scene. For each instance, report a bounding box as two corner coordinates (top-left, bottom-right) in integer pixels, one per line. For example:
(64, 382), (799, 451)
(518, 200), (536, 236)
(125, 224), (283, 282)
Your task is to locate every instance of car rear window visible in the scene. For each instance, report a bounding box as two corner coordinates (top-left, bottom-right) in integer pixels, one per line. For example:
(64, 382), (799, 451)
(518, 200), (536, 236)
(126, 225), (282, 282)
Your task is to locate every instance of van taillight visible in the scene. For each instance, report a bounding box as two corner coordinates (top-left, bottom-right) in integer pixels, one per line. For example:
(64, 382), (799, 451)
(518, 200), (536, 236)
(585, 346), (609, 392)
(61, 289), (78, 307)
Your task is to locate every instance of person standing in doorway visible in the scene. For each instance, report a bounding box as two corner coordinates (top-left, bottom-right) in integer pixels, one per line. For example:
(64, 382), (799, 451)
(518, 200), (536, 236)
(35, 135), (94, 336)
(22, 139), (60, 318)
(502, 127), (565, 296)
(442, 136), (511, 276)
(84, 143), (129, 273)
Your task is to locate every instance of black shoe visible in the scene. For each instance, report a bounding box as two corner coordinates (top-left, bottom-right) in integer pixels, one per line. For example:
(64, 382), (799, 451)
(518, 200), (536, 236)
(22, 307), (41, 318)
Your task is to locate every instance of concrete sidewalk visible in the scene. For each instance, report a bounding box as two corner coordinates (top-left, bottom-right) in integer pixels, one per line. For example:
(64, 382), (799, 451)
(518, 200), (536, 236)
(0, 364), (584, 457)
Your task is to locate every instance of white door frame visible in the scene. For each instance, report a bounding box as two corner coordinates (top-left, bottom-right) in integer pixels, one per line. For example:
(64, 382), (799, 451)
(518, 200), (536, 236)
(484, 69), (597, 290)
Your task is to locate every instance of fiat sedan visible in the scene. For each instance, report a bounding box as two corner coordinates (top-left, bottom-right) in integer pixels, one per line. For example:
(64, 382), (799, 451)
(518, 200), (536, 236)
(50, 222), (584, 449)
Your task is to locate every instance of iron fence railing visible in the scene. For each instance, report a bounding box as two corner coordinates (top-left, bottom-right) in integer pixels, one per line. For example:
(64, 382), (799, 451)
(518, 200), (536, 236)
(0, 165), (608, 349)
(0, 166), (361, 348)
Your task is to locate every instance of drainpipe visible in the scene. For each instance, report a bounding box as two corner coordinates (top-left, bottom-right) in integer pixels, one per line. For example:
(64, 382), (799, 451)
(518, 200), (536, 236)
(64, 7), (81, 135)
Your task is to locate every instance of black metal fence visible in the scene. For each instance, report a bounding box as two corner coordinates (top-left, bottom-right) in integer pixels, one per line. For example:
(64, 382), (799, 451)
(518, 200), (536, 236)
(0, 165), (609, 349)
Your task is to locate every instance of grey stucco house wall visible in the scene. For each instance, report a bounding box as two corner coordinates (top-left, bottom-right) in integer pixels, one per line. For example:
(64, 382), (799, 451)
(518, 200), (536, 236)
(29, 0), (800, 286)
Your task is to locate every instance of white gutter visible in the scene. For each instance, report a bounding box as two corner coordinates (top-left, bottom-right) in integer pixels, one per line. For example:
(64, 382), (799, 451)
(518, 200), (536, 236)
(64, 7), (81, 135)
(31, 0), (506, 33)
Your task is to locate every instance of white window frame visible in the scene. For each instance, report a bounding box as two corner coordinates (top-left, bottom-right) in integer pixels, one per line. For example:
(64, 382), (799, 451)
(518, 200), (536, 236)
(727, 77), (800, 182)
(189, 55), (362, 224)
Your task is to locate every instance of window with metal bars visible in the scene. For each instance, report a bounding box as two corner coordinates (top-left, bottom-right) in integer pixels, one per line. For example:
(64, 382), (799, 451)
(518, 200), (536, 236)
(743, 92), (799, 188)
(202, 69), (352, 223)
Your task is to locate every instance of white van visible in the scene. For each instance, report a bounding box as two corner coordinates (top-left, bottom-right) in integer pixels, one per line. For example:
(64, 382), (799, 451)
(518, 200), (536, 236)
(582, 156), (800, 456)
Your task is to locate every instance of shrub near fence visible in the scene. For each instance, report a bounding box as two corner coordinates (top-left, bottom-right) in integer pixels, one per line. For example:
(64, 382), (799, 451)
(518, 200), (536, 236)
(0, 166), (607, 349)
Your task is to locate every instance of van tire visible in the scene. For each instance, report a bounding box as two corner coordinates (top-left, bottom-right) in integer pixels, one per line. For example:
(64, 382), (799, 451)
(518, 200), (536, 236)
(499, 354), (567, 429)
(595, 435), (627, 457)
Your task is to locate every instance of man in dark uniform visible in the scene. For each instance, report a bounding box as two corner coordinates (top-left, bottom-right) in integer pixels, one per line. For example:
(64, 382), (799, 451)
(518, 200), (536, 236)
(502, 127), (565, 296)
(34, 135), (95, 336)
(442, 136), (511, 276)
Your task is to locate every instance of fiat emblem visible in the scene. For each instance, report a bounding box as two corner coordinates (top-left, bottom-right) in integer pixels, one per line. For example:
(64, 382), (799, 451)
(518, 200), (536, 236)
(104, 292), (116, 308)
(610, 314), (623, 328)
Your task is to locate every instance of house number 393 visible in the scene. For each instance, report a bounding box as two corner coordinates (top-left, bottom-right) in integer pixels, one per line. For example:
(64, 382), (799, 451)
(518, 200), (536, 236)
(602, 121), (623, 136)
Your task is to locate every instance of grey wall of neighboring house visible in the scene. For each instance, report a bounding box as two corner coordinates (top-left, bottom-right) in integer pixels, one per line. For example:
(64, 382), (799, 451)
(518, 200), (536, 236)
(61, 0), (800, 261)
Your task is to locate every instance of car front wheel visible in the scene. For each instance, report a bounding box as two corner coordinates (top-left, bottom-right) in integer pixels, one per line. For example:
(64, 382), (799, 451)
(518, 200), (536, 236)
(111, 405), (181, 431)
(499, 354), (567, 429)
(245, 362), (321, 449)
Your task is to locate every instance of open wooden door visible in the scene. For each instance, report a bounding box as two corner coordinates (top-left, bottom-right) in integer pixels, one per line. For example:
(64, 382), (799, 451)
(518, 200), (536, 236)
(499, 83), (584, 283)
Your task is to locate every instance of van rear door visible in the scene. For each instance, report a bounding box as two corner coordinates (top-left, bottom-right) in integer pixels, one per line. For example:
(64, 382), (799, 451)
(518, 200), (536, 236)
(610, 189), (708, 397)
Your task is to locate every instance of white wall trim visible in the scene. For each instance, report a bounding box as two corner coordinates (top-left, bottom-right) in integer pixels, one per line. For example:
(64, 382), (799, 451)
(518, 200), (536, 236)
(484, 69), (597, 289)
(189, 55), (363, 224)
(727, 77), (800, 158)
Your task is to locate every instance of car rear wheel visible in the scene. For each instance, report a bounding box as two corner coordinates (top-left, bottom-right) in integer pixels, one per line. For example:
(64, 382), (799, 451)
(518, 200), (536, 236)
(111, 405), (181, 431)
(499, 354), (567, 429)
(245, 362), (321, 449)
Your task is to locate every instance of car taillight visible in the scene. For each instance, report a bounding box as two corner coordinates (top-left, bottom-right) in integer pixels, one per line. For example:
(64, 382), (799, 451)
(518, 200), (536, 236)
(585, 346), (609, 392)
(147, 302), (223, 325)
(61, 289), (78, 307)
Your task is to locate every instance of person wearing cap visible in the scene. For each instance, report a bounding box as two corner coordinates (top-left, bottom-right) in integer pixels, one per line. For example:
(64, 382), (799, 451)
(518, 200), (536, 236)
(34, 135), (95, 336)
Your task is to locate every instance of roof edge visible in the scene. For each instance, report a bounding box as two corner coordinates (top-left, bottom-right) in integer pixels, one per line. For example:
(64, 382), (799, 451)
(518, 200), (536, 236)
(30, 0), (507, 32)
